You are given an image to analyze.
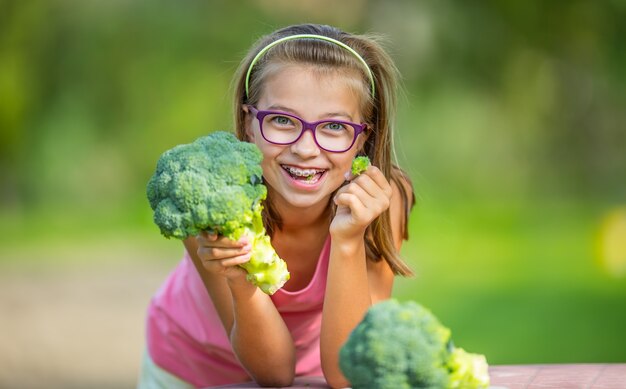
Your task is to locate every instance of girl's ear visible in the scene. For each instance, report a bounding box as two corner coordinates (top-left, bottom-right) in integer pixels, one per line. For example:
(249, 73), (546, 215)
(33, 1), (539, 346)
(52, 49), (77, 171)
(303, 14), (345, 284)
(242, 105), (255, 142)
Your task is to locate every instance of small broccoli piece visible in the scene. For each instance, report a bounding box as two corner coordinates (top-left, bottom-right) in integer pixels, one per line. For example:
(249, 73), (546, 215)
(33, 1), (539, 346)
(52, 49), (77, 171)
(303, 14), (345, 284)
(146, 131), (290, 294)
(351, 156), (371, 176)
(339, 300), (490, 389)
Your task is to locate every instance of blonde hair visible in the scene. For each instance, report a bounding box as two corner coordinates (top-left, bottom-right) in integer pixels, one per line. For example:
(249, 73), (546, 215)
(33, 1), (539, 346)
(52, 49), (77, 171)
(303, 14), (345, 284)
(232, 24), (414, 276)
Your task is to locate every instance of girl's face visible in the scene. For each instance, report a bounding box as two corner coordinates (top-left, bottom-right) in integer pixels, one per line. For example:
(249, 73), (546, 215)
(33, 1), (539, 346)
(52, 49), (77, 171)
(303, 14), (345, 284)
(245, 64), (368, 210)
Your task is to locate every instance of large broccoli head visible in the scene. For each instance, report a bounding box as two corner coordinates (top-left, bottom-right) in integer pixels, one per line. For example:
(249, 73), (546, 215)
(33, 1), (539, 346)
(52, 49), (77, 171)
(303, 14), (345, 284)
(146, 131), (290, 294)
(339, 299), (490, 389)
(146, 131), (265, 239)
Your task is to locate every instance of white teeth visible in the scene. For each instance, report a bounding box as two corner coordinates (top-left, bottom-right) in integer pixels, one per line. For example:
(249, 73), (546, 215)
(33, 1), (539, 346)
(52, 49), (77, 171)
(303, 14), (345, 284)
(285, 166), (322, 177)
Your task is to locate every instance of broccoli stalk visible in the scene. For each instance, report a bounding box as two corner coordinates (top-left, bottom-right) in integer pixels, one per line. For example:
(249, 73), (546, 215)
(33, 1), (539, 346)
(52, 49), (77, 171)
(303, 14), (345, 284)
(339, 299), (490, 389)
(146, 131), (290, 295)
(351, 155), (371, 176)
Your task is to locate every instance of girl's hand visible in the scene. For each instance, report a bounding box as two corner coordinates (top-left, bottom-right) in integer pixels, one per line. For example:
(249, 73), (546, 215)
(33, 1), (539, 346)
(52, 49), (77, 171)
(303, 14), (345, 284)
(195, 231), (251, 283)
(330, 165), (393, 241)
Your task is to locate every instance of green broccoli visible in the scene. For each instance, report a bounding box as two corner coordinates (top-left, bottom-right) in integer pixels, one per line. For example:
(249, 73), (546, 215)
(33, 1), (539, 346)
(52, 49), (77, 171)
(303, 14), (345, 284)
(351, 156), (371, 176)
(146, 131), (290, 295)
(339, 300), (490, 389)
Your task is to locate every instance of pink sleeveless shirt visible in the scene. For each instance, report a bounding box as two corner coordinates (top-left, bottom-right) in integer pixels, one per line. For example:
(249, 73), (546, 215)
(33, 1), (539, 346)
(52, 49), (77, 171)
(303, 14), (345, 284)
(146, 237), (330, 387)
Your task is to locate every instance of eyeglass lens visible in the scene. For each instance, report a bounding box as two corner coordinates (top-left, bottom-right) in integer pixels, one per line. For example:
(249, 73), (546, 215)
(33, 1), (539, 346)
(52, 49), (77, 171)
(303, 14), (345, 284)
(261, 113), (356, 152)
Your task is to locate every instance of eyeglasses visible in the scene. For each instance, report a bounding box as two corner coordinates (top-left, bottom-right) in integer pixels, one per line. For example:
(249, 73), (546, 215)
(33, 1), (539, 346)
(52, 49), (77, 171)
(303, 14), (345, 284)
(247, 105), (366, 153)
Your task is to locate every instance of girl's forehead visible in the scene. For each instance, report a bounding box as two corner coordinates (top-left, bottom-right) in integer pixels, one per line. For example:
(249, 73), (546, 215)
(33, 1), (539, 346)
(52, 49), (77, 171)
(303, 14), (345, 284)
(262, 63), (341, 83)
(259, 64), (367, 117)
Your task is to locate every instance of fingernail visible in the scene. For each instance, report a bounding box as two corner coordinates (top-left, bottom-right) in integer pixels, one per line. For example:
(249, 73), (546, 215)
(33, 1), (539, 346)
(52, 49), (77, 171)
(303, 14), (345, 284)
(344, 171), (352, 181)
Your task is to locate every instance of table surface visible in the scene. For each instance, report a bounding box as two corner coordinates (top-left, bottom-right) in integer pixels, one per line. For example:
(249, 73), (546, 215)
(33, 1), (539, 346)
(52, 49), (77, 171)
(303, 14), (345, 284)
(212, 364), (626, 389)
(489, 364), (626, 389)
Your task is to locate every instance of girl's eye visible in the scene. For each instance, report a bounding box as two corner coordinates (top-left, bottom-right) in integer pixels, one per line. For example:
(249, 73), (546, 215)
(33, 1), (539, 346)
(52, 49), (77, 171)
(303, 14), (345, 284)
(272, 115), (293, 125)
(325, 122), (345, 131)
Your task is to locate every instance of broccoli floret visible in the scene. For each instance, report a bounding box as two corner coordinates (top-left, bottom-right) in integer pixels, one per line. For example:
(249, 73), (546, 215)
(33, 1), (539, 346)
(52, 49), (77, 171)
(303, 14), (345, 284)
(351, 156), (371, 176)
(339, 300), (490, 389)
(447, 347), (490, 388)
(146, 131), (290, 295)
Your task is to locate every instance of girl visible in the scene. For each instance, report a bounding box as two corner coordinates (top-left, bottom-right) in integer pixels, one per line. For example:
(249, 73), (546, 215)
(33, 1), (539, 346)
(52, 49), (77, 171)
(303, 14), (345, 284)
(139, 23), (414, 388)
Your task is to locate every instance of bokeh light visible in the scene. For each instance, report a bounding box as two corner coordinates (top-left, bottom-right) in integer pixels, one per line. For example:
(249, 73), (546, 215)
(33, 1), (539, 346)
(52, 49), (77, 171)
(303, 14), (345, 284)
(597, 207), (626, 278)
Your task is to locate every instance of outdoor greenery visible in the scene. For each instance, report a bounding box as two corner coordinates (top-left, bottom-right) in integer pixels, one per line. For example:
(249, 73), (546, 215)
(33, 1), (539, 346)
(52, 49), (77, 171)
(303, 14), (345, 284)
(1, 0), (625, 366)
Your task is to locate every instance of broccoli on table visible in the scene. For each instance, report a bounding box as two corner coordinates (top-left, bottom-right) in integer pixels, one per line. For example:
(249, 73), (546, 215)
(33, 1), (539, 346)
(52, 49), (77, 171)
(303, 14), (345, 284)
(339, 299), (490, 389)
(146, 131), (290, 295)
(351, 155), (371, 176)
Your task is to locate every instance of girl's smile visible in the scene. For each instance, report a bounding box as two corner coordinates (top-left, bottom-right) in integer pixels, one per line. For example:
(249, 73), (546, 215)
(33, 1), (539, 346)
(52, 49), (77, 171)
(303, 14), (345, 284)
(282, 164), (326, 182)
(280, 163), (327, 189)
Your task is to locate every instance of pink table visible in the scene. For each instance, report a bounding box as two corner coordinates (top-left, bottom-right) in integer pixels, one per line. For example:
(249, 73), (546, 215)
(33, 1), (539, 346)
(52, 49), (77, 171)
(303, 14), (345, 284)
(212, 364), (626, 388)
(489, 364), (626, 388)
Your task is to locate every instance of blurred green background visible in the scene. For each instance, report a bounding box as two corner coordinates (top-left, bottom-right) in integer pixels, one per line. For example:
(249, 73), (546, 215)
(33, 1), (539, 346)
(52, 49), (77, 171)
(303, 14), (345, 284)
(1, 0), (625, 387)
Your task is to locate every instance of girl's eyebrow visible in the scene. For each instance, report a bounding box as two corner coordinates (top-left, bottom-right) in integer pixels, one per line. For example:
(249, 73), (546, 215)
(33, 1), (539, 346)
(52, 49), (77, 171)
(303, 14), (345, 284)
(267, 104), (297, 113)
(324, 111), (354, 121)
(266, 104), (355, 121)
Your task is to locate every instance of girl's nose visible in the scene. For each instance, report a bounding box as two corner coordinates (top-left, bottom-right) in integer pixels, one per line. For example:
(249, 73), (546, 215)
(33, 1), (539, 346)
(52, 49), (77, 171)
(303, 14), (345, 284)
(290, 129), (320, 158)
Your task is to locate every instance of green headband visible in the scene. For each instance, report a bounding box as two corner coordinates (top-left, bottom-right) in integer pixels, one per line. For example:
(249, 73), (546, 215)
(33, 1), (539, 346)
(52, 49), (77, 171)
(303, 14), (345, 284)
(245, 34), (375, 98)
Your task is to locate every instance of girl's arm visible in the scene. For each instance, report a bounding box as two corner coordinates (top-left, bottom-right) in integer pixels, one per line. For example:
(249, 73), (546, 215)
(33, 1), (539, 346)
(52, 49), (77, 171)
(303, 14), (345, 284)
(184, 235), (296, 386)
(321, 167), (410, 388)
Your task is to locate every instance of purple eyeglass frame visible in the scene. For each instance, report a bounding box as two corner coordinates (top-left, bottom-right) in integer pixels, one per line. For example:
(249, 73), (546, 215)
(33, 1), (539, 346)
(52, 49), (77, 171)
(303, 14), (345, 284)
(247, 105), (366, 153)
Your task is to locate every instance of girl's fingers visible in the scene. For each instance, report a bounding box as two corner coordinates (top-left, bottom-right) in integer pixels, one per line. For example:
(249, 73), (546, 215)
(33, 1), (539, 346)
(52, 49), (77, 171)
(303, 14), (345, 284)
(355, 167), (393, 199)
(351, 174), (390, 205)
(201, 253), (251, 276)
(197, 249), (251, 277)
(334, 192), (368, 217)
(196, 231), (252, 277)
(343, 166), (392, 201)
(337, 182), (370, 204)
(197, 232), (249, 248)
(338, 176), (391, 215)
(197, 242), (252, 262)
(220, 251), (253, 267)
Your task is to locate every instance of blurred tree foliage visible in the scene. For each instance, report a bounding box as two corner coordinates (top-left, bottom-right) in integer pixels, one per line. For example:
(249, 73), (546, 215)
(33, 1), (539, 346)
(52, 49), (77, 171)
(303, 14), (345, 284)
(381, 0), (626, 204)
(0, 0), (624, 219)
